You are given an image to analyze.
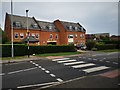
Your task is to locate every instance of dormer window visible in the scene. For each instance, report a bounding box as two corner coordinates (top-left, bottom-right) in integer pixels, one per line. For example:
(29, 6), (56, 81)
(49, 26), (52, 30)
(13, 22), (21, 28)
(69, 26), (72, 30)
(75, 27), (78, 30)
(32, 24), (38, 28)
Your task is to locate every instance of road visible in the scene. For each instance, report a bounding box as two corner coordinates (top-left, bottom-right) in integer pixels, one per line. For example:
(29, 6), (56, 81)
(1, 51), (120, 89)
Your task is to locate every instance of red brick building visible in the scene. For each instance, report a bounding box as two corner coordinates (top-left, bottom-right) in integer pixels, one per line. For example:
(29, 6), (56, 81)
(4, 13), (86, 46)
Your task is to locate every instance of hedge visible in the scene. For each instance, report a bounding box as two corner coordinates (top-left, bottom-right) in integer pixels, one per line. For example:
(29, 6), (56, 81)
(95, 44), (117, 50)
(1, 44), (76, 57)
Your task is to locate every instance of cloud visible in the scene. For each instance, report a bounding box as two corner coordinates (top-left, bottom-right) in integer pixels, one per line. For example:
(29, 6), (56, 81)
(1, 2), (118, 35)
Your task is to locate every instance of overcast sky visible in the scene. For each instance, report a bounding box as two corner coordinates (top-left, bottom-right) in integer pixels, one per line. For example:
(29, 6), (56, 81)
(1, 0), (119, 36)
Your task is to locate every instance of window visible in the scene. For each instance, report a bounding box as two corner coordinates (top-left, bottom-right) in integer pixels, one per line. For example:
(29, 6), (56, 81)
(49, 26), (52, 30)
(75, 27), (78, 30)
(56, 34), (58, 39)
(32, 33), (35, 38)
(69, 26), (72, 30)
(68, 35), (73, 38)
(20, 33), (24, 39)
(13, 22), (21, 27)
(80, 34), (84, 38)
(32, 24), (38, 28)
(75, 34), (77, 38)
(50, 34), (53, 39)
(35, 33), (39, 39)
(14, 33), (18, 39)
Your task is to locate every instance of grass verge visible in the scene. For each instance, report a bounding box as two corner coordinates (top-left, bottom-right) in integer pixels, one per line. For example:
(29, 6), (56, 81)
(1, 52), (81, 60)
(36, 52), (81, 57)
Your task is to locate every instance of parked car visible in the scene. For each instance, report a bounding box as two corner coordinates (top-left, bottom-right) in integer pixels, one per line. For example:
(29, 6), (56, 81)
(81, 46), (87, 50)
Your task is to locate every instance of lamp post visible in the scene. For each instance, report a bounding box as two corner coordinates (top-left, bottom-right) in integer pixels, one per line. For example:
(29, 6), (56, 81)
(11, 0), (14, 59)
(26, 10), (30, 58)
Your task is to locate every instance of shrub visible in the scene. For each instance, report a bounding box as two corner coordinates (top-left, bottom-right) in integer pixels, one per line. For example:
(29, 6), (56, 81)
(91, 48), (97, 51)
(1, 44), (76, 57)
(86, 40), (96, 50)
(95, 44), (117, 50)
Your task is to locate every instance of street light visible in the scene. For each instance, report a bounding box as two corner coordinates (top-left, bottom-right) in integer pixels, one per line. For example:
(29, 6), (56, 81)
(26, 10), (30, 58)
(11, 0), (14, 59)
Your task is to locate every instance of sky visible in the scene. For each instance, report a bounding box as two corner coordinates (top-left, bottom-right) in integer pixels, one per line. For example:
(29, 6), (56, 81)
(0, 0), (119, 36)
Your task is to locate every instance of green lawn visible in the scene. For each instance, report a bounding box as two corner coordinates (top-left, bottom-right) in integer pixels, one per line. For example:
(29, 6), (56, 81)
(36, 52), (81, 57)
(1, 52), (81, 60)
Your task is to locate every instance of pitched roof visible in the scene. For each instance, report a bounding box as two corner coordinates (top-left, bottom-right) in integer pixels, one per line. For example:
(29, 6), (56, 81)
(61, 21), (86, 32)
(37, 20), (59, 32)
(8, 13), (40, 30)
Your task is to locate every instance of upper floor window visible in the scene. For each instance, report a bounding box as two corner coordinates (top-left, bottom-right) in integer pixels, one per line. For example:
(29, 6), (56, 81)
(32, 24), (38, 28)
(75, 34), (77, 38)
(13, 22), (21, 28)
(49, 26), (52, 30)
(56, 34), (58, 39)
(75, 27), (78, 30)
(50, 34), (53, 39)
(14, 33), (19, 39)
(68, 34), (73, 38)
(20, 33), (24, 39)
(32, 33), (35, 38)
(35, 33), (39, 39)
(69, 26), (72, 30)
(80, 34), (84, 38)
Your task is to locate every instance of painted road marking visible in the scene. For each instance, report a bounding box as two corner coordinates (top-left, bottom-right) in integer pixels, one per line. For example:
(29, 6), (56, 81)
(93, 59), (97, 61)
(88, 58), (92, 60)
(45, 70), (50, 74)
(57, 78), (63, 82)
(52, 58), (70, 61)
(57, 60), (76, 63)
(83, 66), (110, 73)
(0, 73), (5, 76)
(7, 67), (37, 75)
(17, 82), (60, 89)
(99, 60), (103, 62)
(79, 57), (82, 58)
(35, 64), (39, 66)
(113, 62), (118, 64)
(64, 61), (85, 66)
(72, 63), (96, 69)
(106, 61), (110, 63)
(41, 68), (45, 71)
(50, 74), (56, 77)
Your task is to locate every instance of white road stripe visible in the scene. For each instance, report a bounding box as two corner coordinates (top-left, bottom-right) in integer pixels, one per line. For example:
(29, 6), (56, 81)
(41, 68), (45, 70)
(88, 58), (92, 60)
(30, 61), (33, 63)
(93, 59), (97, 61)
(8, 67), (37, 75)
(82, 66), (110, 73)
(57, 60), (76, 63)
(79, 57), (82, 58)
(45, 70), (50, 73)
(113, 62), (118, 64)
(0, 73), (5, 76)
(57, 78), (63, 82)
(106, 61), (110, 63)
(72, 63), (96, 68)
(23, 67), (37, 72)
(50, 74), (56, 77)
(8, 70), (23, 74)
(35, 64), (39, 66)
(99, 60), (103, 61)
(17, 82), (59, 88)
(52, 58), (70, 61)
(38, 66), (42, 68)
(64, 61), (85, 65)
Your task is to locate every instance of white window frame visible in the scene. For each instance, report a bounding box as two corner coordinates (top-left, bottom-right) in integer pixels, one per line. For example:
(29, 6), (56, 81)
(14, 33), (19, 39)
(35, 33), (39, 39)
(20, 33), (24, 39)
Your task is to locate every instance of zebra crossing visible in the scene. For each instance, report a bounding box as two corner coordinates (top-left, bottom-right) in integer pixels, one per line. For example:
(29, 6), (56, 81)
(52, 58), (110, 74)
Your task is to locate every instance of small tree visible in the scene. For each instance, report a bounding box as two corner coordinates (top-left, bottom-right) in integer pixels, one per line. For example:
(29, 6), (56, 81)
(86, 40), (96, 50)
